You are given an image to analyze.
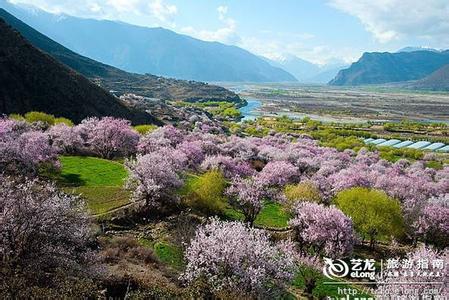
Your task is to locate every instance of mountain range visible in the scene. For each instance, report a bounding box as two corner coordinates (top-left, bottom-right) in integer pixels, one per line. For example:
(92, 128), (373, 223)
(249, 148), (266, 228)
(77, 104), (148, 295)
(0, 0), (296, 83)
(397, 47), (440, 53)
(330, 50), (449, 86)
(0, 8), (241, 105)
(263, 54), (347, 83)
(0, 17), (159, 124)
(2, 0), (448, 91)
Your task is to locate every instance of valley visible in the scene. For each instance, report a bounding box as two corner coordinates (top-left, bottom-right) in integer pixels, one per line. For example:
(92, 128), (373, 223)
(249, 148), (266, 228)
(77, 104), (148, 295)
(229, 83), (449, 123)
(1, 1), (448, 299)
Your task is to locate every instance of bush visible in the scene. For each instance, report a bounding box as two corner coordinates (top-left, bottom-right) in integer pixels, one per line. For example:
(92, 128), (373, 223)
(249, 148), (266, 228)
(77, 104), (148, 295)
(335, 187), (404, 247)
(54, 117), (74, 127)
(24, 111), (56, 125)
(183, 170), (227, 215)
(221, 107), (241, 118)
(99, 236), (158, 265)
(8, 113), (25, 121)
(134, 124), (158, 135)
(284, 182), (322, 212)
(378, 147), (423, 162)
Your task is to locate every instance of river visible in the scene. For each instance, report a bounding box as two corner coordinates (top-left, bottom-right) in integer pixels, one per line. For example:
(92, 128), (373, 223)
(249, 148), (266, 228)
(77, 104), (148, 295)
(239, 99), (262, 121)
(239, 98), (364, 123)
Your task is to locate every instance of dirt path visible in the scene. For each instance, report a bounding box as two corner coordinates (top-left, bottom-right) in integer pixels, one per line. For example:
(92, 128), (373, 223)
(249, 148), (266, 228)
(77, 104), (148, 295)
(91, 199), (145, 218)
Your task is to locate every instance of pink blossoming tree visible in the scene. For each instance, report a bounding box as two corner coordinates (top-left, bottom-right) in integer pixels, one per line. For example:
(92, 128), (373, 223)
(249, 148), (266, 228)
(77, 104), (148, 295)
(78, 117), (139, 159)
(1, 176), (95, 297)
(289, 202), (355, 258)
(226, 176), (267, 226)
(182, 218), (296, 298)
(125, 152), (184, 207)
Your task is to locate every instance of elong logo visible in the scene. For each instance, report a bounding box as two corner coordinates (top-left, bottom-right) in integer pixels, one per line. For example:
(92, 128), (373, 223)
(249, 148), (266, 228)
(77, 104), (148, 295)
(323, 258), (377, 281)
(323, 258), (350, 279)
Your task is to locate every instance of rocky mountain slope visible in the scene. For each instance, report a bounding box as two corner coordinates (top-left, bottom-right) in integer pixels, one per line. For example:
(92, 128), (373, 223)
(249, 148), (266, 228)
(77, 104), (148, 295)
(0, 18), (159, 124)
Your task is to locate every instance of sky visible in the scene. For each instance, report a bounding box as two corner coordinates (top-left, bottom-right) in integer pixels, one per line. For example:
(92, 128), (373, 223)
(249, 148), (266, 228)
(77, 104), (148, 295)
(8, 0), (449, 65)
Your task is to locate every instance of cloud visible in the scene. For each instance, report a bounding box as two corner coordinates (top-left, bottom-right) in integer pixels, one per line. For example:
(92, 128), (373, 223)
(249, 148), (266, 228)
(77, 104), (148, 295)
(217, 5), (227, 20)
(180, 5), (241, 44)
(148, 0), (177, 23)
(240, 36), (359, 65)
(329, 0), (449, 44)
(9, 0), (178, 27)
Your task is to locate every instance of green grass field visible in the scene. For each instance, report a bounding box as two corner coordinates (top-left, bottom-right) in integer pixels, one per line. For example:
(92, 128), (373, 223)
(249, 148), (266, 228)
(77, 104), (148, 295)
(254, 202), (290, 228)
(59, 156), (127, 187)
(59, 156), (130, 215)
(224, 201), (290, 228)
(138, 237), (184, 269)
(153, 242), (184, 269)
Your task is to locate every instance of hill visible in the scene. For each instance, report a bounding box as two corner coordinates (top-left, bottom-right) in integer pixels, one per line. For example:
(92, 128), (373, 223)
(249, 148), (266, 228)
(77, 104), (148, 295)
(329, 50), (449, 86)
(412, 64), (449, 91)
(0, 18), (160, 124)
(0, 1), (296, 83)
(0, 8), (241, 104)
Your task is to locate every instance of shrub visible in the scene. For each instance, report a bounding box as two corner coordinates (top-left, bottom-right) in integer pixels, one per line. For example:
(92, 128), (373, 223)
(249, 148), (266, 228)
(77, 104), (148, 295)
(8, 113), (25, 121)
(99, 236), (158, 265)
(284, 182), (322, 211)
(322, 135), (365, 151)
(24, 111), (56, 125)
(181, 218), (296, 298)
(134, 124), (158, 135)
(183, 170), (227, 215)
(54, 117), (74, 127)
(221, 107), (241, 118)
(335, 187), (405, 247)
